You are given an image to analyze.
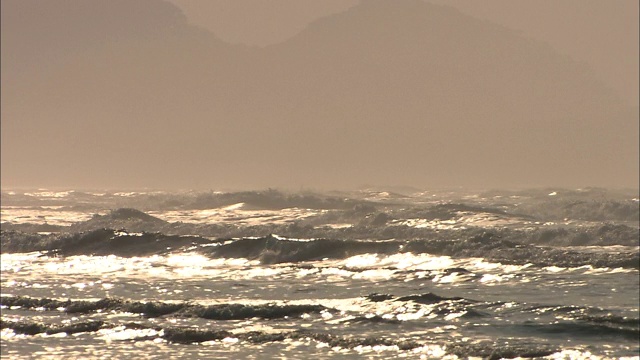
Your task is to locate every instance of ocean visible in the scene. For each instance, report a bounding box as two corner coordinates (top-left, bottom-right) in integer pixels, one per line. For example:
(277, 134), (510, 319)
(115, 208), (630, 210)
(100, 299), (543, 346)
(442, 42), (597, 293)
(1, 188), (638, 359)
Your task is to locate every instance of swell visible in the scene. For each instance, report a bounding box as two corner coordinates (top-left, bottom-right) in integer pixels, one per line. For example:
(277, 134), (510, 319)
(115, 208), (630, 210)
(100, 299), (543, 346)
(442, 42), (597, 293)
(3, 205), (639, 247)
(3, 189), (637, 223)
(0, 319), (106, 336)
(521, 322), (639, 341)
(402, 233), (640, 269)
(207, 236), (398, 264)
(2, 230), (638, 269)
(446, 342), (557, 360)
(0, 228), (217, 256)
(5, 293), (636, 339)
(363, 292), (487, 319)
(0, 296), (329, 320)
(366, 292), (469, 305)
(0, 318), (560, 358)
(0, 318), (418, 348)
(204, 233), (639, 268)
(528, 308), (640, 337)
(362, 292), (639, 337)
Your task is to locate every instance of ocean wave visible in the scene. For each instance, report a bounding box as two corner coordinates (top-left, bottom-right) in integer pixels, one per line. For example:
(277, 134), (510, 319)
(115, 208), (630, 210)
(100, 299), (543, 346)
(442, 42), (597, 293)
(203, 233), (639, 269)
(4, 200), (639, 246)
(2, 230), (638, 269)
(0, 296), (331, 320)
(446, 341), (557, 360)
(1, 317), (561, 358)
(0, 317), (423, 350)
(206, 236), (398, 264)
(0, 319), (106, 336)
(0, 228), (216, 256)
(521, 322), (639, 341)
(3, 292), (636, 357)
(403, 233), (640, 269)
(362, 292), (639, 331)
(364, 291), (483, 305)
(14, 317), (633, 359)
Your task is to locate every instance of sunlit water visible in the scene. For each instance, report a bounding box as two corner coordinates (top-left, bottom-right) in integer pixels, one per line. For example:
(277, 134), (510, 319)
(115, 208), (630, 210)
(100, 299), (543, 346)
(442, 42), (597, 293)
(2, 250), (638, 359)
(1, 189), (639, 358)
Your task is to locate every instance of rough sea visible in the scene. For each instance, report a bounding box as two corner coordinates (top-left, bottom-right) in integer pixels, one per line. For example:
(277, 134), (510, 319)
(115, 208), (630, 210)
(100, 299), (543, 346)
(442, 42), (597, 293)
(1, 188), (638, 359)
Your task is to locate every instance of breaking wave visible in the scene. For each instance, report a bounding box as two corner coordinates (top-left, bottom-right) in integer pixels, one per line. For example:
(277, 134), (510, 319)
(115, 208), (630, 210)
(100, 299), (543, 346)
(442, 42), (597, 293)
(2, 230), (638, 269)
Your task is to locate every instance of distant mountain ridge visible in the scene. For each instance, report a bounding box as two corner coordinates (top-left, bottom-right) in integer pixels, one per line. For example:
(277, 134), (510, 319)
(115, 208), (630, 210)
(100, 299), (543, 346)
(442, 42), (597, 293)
(2, 0), (637, 189)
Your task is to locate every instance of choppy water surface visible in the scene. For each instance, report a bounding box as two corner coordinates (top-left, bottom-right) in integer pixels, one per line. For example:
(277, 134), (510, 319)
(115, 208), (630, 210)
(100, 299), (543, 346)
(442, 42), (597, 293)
(1, 188), (638, 359)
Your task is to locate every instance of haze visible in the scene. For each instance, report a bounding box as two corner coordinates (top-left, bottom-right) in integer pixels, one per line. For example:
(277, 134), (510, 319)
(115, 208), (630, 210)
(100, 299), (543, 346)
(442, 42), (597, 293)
(1, 0), (638, 190)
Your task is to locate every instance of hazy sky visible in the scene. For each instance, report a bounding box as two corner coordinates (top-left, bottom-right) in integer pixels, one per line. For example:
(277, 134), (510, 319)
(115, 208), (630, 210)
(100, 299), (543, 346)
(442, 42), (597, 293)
(1, 0), (638, 190)
(170, 0), (638, 107)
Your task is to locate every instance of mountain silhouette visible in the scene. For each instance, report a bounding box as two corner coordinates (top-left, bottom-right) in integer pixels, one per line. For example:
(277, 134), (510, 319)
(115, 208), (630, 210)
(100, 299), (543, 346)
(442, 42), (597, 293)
(2, 0), (637, 189)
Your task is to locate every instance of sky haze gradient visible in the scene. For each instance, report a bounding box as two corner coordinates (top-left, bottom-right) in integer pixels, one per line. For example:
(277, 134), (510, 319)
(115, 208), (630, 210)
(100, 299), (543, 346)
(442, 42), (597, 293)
(1, 0), (638, 190)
